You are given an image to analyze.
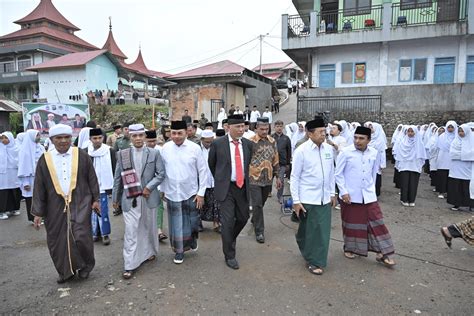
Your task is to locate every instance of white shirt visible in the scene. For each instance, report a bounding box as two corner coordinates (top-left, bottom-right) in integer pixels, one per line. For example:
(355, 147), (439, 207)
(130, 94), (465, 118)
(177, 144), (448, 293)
(335, 145), (380, 204)
(200, 143), (214, 188)
(243, 130), (255, 139)
(290, 140), (335, 205)
(398, 158), (424, 173)
(234, 110), (243, 115)
(161, 139), (208, 202)
(329, 135), (347, 158)
(51, 147), (73, 194)
(228, 134), (245, 182)
(250, 110), (261, 123)
(437, 148), (451, 170)
(262, 111), (272, 124)
(449, 159), (472, 180)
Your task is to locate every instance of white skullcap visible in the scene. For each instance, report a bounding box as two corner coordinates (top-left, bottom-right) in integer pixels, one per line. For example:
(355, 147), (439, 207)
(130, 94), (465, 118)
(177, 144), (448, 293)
(129, 124), (145, 134)
(201, 130), (215, 138)
(49, 124), (72, 138)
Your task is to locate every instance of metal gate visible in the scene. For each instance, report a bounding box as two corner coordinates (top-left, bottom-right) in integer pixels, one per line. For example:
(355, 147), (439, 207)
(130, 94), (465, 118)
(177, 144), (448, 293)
(210, 99), (224, 122)
(297, 95), (382, 122)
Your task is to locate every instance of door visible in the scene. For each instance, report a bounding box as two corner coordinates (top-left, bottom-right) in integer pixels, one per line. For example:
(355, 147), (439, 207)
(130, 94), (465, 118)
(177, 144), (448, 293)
(319, 64), (336, 88)
(437, 0), (460, 22)
(210, 99), (224, 122)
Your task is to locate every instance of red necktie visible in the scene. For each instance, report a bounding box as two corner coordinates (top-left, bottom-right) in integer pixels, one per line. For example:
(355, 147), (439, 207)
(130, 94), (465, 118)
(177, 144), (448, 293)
(232, 140), (244, 188)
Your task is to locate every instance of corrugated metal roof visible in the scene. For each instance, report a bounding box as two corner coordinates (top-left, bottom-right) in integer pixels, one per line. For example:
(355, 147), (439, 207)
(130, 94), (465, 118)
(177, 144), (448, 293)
(0, 26), (98, 50)
(14, 0), (80, 31)
(262, 72), (283, 80)
(0, 100), (22, 112)
(27, 49), (108, 70)
(252, 61), (293, 72)
(168, 60), (245, 79)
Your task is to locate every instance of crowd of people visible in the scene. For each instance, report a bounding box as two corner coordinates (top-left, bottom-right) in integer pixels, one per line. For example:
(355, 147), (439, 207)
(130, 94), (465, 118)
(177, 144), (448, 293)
(0, 112), (472, 283)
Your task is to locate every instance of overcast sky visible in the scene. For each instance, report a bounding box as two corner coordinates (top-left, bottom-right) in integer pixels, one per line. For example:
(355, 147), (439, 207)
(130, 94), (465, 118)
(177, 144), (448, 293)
(1, 0), (298, 74)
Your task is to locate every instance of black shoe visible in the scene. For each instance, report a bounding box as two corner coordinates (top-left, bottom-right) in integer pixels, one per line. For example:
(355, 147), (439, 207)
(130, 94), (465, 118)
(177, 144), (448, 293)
(102, 236), (110, 245)
(113, 209), (122, 216)
(225, 258), (239, 269)
(174, 253), (184, 264)
(57, 275), (74, 284)
(78, 270), (89, 280)
(191, 239), (198, 252)
(256, 234), (265, 244)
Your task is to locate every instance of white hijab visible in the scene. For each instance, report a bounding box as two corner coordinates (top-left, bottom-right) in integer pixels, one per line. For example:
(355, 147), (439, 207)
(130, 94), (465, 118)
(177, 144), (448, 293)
(366, 122), (387, 152)
(18, 129), (45, 178)
(438, 120), (458, 152)
(391, 124), (404, 145)
(77, 127), (92, 149)
(0, 132), (19, 174)
(291, 122), (306, 151)
(450, 123), (474, 161)
(396, 125), (427, 161)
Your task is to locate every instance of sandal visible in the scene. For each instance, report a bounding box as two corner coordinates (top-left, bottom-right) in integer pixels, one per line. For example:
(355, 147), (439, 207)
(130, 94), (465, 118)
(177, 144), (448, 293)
(344, 251), (356, 259)
(440, 227), (452, 248)
(376, 255), (396, 267)
(122, 270), (133, 279)
(308, 265), (323, 275)
(146, 255), (156, 262)
(158, 233), (168, 241)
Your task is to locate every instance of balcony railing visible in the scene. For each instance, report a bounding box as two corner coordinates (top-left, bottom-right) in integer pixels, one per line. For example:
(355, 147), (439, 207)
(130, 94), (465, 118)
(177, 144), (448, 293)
(391, 0), (467, 27)
(288, 14), (311, 37)
(317, 5), (383, 33)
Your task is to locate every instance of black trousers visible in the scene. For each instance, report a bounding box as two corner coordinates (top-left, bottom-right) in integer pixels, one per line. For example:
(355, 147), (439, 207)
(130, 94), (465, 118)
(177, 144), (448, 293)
(219, 183), (249, 260)
(376, 173), (382, 197)
(274, 102), (279, 113)
(250, 185), (272, 235)
(0, 189), (20, 213)
(25, 197), (34, 222)
(447, 177), (474, 208)
(393, 168), (400, 189)
(399, 171), (421, 203)
(436, 169), (449, 194)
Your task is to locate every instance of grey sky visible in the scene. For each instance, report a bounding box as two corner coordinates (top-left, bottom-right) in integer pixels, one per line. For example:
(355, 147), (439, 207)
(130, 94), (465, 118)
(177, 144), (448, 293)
(0, 0), (298, 74)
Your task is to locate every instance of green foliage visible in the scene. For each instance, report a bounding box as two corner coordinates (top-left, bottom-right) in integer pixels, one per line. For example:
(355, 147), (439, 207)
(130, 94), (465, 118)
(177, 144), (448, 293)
(9, 112), (23, 134)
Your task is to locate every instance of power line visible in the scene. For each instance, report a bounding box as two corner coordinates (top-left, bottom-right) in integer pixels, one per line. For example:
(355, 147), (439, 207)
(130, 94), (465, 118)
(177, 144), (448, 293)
(163, 36), (259, 73)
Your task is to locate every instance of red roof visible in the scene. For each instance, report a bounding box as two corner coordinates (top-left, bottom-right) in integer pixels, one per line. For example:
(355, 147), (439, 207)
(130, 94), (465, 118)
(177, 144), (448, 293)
(14, 0), (80, 31)
(252, 61), (292, 72)
(102, 30), (127, 60)
(261, 72), (283, 80)
(168, 60), (245, 79)
(27, 49), (109, 70)
(0, 26), (98, 50)
(150, 70), (171, 78)
(127, 49), (149, 74)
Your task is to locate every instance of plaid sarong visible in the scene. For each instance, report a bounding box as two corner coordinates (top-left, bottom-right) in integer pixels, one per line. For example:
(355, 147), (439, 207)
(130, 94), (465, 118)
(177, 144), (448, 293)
(454, 218), (474, 246)
(340, 201), (395, 256)
(167, 196), (200, 253)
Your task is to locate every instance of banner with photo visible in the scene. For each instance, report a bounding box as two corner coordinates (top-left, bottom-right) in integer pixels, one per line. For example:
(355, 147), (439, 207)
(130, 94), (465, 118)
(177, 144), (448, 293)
(22, 102), (90, 140)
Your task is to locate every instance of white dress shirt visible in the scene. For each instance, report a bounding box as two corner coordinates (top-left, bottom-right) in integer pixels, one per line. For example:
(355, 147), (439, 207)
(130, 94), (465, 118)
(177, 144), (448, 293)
(262, 111), (272, 124)
(51, 147), (73, 194)
(228, 134), (245, 181)
(290, 140), (335, 205)
(161, 139), (208, 202)
(249, 110), (261, 123)
(335, 145), (380, 204)
(201, 144), (214, 188)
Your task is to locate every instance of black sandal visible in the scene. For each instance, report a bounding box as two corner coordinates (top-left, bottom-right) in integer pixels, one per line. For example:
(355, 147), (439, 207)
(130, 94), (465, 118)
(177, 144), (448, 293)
(376, 255), (396, 267)
(440, 227), (452, 248)
(308, 265), (323, 275)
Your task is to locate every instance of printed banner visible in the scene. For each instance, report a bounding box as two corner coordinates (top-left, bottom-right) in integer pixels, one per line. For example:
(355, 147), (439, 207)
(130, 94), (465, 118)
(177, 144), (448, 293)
(22, 102), (90, 139)
(354, 63), (366, 83)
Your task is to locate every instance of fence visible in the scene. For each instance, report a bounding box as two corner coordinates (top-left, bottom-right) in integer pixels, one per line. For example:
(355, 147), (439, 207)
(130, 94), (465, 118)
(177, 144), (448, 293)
(297, 95), (382, 122)
(318, 5), (383, 33)
(391, 0), (467, 27)
(287, 14), (311, 37)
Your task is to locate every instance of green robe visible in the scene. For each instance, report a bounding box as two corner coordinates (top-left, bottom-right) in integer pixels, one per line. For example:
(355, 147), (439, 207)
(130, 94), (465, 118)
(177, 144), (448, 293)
(295, 203), (331, 268)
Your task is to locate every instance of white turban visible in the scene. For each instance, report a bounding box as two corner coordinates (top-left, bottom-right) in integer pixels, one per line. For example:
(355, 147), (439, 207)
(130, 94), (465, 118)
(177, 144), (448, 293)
(49, 124), (72, 138)
(201, 130), (215, 138)
(129, 124), (145, 134)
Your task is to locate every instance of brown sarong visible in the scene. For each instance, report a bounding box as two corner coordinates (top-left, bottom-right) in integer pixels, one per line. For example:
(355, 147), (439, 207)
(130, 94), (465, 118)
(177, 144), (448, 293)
(340, 201), (395, 256)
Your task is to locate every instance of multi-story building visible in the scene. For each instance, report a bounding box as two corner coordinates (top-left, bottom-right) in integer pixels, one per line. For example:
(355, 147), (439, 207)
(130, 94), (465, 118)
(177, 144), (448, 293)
(282, 0), (474, 128)
(0, 0), (98, 102)
(283, 0), (473, 88)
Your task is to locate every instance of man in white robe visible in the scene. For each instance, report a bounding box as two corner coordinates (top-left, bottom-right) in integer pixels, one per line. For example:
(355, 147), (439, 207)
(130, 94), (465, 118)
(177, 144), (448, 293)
(112, 124), (165, 279)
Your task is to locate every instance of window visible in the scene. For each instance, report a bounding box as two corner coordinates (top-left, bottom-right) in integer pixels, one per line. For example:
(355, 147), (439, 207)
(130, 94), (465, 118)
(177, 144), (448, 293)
(0, 57), (15, 73)
(341, 62), (367, 83)
(17, 55), (31, 71)
(399, 59), (427, 82)
(344, 0), (371, 15)
(341, 63), (353, 84)
(434, 57), (455, 84)
(467, 56), (474, 83)
(319, 64), (336, 88)
(400, 0), (432, 10)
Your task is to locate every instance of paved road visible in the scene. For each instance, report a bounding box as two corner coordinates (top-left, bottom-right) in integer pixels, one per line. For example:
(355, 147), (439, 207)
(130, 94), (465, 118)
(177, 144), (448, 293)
(1, 165), (472, 314)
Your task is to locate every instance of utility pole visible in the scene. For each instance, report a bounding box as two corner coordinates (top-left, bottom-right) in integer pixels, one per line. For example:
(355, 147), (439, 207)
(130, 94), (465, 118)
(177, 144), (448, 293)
(258, 33), (269, 75)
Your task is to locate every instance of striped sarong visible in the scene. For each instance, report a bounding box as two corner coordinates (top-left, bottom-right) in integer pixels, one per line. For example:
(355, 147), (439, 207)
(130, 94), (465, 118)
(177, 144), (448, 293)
(167, 196), (200, 253)
(340, 201), (395, 256)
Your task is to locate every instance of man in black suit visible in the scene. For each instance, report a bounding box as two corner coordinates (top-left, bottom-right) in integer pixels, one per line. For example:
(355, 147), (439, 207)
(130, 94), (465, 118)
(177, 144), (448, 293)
(208, 114), (253, 269)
